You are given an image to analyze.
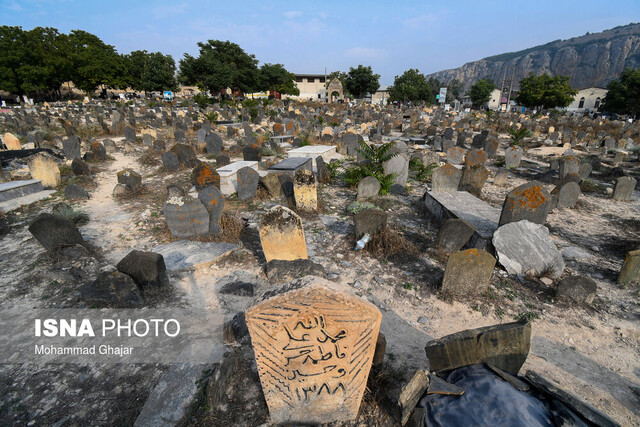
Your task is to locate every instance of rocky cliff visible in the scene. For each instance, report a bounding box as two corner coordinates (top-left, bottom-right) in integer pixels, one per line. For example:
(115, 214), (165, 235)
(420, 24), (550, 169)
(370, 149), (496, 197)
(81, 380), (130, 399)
(428, 23), (640, 91)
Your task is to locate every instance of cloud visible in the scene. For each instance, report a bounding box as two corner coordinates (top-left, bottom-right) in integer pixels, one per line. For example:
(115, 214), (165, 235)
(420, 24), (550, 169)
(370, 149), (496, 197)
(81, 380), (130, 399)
(152, 3), (188, 19)
(403, 13), (437, 29)
(6, 1), (23, 12)
(283, 10), (302, 19)
(343, 47), (386, 60)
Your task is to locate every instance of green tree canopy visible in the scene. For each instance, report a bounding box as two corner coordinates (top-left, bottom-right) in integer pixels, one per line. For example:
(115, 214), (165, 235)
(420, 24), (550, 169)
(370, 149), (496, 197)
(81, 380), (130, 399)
(469, 78), (496, 108)
(179, 40), (259, 96)
(68, 30), (123, 94)
(388, 69), (432, 103)
(121, 50), (149, 91)
(515, 73), (576, 110)
(600, 68), (640, 118)
(446, 78), (462, 103)
(344, 65), (380, 99)
(259, 63), (299, 95)
(142, 52), (177, 93)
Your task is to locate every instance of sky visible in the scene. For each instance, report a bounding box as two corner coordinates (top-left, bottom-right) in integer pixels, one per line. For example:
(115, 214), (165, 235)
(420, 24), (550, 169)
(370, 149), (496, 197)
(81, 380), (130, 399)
(1, 0), (639, 85)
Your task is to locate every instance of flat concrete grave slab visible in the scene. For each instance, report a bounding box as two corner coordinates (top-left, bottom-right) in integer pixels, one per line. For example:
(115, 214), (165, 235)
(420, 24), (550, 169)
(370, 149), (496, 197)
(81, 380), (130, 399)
(0, 180), (44, 202)
(269, 135), (294, 146)
(424, 191), (500, 250)
(287, 145), (337, 161)
(268, 157), (312, 177)
(153, 240), (240, 271)
(216, 161), (259, 195)
(409, 137), (426, 144)
(413, 145), (432, 151)
(0, 190), (55, 212)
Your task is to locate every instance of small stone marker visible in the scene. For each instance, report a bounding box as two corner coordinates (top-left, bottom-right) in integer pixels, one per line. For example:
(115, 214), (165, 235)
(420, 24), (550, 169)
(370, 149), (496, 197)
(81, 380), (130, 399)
(504, 146), (523, 168)
(162, 151), (179, 171)
(192, 162), (220, 191)
(245, 277), (382, 424)
(464, 149), (487, 167)
(205, 132), (223, 154)
(197, 185), (225, 235)
(293, 169), (317, 210)
(556, 276), (597, 304)
(353, 208), (387, 240)
(62, 136), (81, 159)
(116, 250), (169, 291)
(499, 181), (552, 226)
(436, 218), (475, 254)
(612, 176), (636, 201)
(27, 153), (60, 189)
(432, 164), (462, 193)
(259, 206), (307, 262)
(382, 155), (409, 186)
(558, 155), (579, 178)
(441, 248), (495, 295)
(2, 132), (21, 150)
(117, 168), (142, 191)
(124, 126), (136, 143)
(236, 166), (260, 200)
(315, 156), (331, 183)
(618, 249), (640, 286)
(162, 196), (209, 238)
(551, 181), (581, 208)
(243, 143), (262, 162)
(458, 164), (488, 197)
(28, 213), (85, 253)
(356, 176), (380, 200)
(446, 146), (465, 165)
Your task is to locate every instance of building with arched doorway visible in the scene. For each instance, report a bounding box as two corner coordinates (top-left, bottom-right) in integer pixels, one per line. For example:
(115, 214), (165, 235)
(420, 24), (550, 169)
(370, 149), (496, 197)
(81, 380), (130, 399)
(327, 78), (344, 103)
(566, 87), (608, 113)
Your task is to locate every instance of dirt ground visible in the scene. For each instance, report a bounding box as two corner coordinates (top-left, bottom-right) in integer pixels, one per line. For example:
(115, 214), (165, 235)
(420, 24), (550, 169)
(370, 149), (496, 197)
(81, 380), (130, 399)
(0, 124), (639, 426)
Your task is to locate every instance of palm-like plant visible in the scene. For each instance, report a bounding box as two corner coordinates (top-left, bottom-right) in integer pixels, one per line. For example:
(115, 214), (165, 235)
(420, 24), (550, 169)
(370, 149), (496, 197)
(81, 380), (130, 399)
(507, 127), (532, 146)
(343, 140), (398, 195)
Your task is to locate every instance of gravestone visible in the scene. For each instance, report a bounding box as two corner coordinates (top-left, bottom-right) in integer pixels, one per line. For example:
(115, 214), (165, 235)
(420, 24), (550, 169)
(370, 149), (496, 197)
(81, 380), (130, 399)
(170, 143), (198, 167)
(464, 149), (487, 167)
(117, 168), (142, 191)
(162, 196), (209, 238)
(293, 169), (317, 211)
(27, 153), (60, 188)
(260, 174), (283, 198)
(441, 249), (496, 295)
(446, 146), (464, 164)
(64, 183), (89, 200)
(116, 250), (169, 291)
(62, 136), (81, 159)
(558, 155), (579, 178)
(192, 162), (220, 191)
(237, 166), (260, 200)
(2, 132), (21, 150)
(499, 181), (552, 226)
(353, 208), (387, 240)
(162, 151), (179, 171)
(198, 185), (225, 235)
(618, 250), (640, 286)
(357, 176), (380, 200)
(245, 277), (382, 424)
(612, 176), (636, 201)
(205, 132), (223, 154)
(432, 164), (463, 193)
(383, 155), (409, 186)
(341, 133), (360, 156)
(551, 181), (581, 209)
(316, 156), (331, 183)
(124, 126), (136, 143)
(458, 165), (489, 197)
(244, 143), (262, 161)
(436, 218), (476, 254)
(90, 142), (107, 161)
(259, 205), (307, 262)
(504, 146), (523, 168)
(28, 213), (85, 253)
(174, 129), (186, 142)
(556, 276), (597, 304)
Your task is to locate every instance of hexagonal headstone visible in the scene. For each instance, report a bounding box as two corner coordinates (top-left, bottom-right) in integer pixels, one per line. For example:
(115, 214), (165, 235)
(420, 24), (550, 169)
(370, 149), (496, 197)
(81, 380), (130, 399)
(442, 248), (496, 295)
(432, 164), (462, 193)
(245, 277), (382, 424)
(499, 181), (552, 226)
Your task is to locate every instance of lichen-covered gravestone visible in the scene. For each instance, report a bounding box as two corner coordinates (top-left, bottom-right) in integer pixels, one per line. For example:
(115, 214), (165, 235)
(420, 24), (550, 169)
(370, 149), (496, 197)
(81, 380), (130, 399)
(499, 181), (552, 226)
(259, 206), (307, 262)
(441, 248), (496, 295)
(431, 164), (462, 193)
(192, 162), (220, 191)
(458, 164), (489, 197)
(293, 169), (317, 210)
(245, 277), (382, 424)
(237, 166), (260, 200)
(162, 196), (209, 238)
(198, 185), (225, 235)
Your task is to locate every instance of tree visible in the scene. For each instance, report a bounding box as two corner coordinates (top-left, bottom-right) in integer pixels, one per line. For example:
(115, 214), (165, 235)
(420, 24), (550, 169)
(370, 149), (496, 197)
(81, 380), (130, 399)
(259, 63), (299, 95)
(600, 68), (640, 118)
(122, 50), (149, 91)
(427, 77), (442, 101)
(68, 30), (123, 94)
(179, 40), (259, 98)
(446, 78), (462, 103)
(388, 69), (432, 103)
(515, 73), (576, 110)
(344, 65), (380, 99)
(142, 52), (177, 93)
(469, 78), (496, 108)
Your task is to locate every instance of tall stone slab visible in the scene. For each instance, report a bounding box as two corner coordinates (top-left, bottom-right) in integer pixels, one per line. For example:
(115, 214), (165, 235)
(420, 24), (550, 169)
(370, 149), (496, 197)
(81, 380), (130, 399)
(259, 206), (307, 262)
(499, 181), (552, 226)
(293, 169), (317, 211)
(431, 164), (462, 193)
(245, 277), (382, 424)
(162, 196), (209, 238)
(198, 185), (225, 235)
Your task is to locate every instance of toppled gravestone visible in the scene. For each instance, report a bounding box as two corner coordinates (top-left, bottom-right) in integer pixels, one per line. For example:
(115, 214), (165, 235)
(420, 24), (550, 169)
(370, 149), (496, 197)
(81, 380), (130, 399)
(28, 213), (85, 253)
(556, 275), (597, 304)
(79, 271), (143, 308)
(441, 249), (496, 295)
(259, 205), (307, 262)
(499, 181), (552, 226)
(245, 276), (382, 425)
(116, 250), (169, 291)
(436, 218), (475, 254)
(425, 318), (531, 375)
(492, 220), (565, 279)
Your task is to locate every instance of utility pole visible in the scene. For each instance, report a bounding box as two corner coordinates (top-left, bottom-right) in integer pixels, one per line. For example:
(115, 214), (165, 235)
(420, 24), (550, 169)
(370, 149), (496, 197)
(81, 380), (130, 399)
(499, 67), (507, 112)
(506, 66), (515, 112)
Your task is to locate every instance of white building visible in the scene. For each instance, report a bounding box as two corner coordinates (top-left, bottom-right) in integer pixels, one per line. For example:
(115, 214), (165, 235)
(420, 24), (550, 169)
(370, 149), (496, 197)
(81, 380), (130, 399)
(565, 87), (607, 113)
(291, 74), (327, 101)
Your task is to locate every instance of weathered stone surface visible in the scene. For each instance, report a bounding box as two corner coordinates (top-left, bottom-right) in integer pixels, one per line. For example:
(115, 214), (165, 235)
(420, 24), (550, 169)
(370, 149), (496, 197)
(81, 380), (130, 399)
(162, 151), (179, 171)
(260, 173), (283, 198)
(197, 185), (225, 235)
(432, 164), (462, 193)
(259, 205), (307, 262)
(243, 143), (262, 162)
(152, 240), (239, 271)
(245, 276), (382, 425)
(618, 249), (640, 286)
(464, 149), (487, 167)
(499, 181), (552, 226)
(427, 374), (465, 396)
(504, 146), (523, 168)
(425, 319), (531, 375)
(356, 176), (381, 200)
(383, 155), (409, 186)
(265, 259), (325, 283)
(612, 176), (636, 201)
(398, 370), (430, 426)
(124, 126), (136, 143)
(353, 208), (387, 240)
(116, 250), (169, 291)
(71, 158), (91, 176)
(62, 136), (81, 159)
(237, 166), (260, 200)
(493, 220), (565, 279)
(446, 146), (465, 165)
(117, 168), (142, 191)
(315, 156), (331, 183)
(551, 181), (581, 208)
(458, 164), (488, 197)
(3, 132), (21, 150)
(64, 183), (89, 200)
(442, 249), (495, 295)
(556, 276), (597, 304)
(192, 162), (220, 191)
(436, 218), (476, 254)
(79, 271), (143, 308)
(162, 196), (209, 238)
(170, 143), (197, 167)
(558, 155), (580, 178)
(293, 169), (317, 210)
(27, 153), (60, 188)
(28, 213), (85, 253)
(205, 132), (223, 154)
(90, 142), (107, 161)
